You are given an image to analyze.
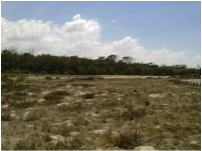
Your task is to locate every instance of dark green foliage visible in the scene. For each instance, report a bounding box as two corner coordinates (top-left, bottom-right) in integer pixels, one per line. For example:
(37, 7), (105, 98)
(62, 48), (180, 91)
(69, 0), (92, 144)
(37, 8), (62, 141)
(1, 50), (201, 77)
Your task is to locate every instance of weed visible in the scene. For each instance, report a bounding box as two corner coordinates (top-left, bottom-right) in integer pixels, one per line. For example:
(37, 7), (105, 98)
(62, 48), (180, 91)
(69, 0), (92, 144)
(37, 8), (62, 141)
(23, 108), (46, 121)
(121, 106), (146, 120)
(44, 90), (70, 104)
(110, 130), (142, 149)
(83, 93), (95, 99)
(168, 78), (182, 84)
(1, 112), (11, 121)
(45, 76), (52, 80)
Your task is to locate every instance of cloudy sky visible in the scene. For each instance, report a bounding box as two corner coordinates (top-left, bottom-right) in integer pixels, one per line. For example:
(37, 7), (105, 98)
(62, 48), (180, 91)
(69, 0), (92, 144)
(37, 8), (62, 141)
(1, 1), (201, 67)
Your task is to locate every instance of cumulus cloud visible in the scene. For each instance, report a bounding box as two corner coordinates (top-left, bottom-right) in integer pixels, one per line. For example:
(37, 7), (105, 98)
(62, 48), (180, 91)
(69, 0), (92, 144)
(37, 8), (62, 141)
(1, 14), (200, 67)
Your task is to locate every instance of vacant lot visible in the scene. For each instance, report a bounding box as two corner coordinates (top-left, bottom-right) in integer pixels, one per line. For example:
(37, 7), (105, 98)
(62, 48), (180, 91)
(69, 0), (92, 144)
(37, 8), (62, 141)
(1, 74), (201, 150)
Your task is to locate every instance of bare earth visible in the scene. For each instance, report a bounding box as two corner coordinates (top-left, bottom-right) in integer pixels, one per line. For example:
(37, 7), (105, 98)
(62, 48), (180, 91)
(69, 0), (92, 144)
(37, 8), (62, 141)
(1, 75), (201, 150)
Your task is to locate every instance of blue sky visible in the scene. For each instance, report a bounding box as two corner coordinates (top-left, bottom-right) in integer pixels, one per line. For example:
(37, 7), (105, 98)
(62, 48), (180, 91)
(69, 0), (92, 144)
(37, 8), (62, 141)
(1, 1), (201, 66)
(2, 1), (201, 53)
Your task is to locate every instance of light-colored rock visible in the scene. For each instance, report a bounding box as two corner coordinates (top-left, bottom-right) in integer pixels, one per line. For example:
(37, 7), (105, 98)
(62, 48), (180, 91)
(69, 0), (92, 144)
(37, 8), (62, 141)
(57, 102), (70, 107)
(149, 93), (165, 98)
(69, 131), (80, 137)
(91, 129), (108, 135)
(90, 113), (100, 118)
(22, 111), (31, 121)
(189, 140), (198, 146)
(10, 112), (16, 119)
(37, 99), (47, 105)
(50, 135), (66, 141)
(154, 125), (161, 129)
(2, 104), (9, 110)
(28, 92), (34, 96)
(101, 93), (108, 96)
(135, 146), (156, 150)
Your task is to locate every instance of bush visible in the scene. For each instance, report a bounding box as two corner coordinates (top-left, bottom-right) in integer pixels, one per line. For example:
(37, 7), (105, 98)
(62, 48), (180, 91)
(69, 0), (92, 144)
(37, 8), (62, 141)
(168, 78), (182, 84)
(121, 106), (146, 120)
(83, 93), (95, 99)
(111, 130), (142, 149)
(45, 76), (52, 80)
(44, 91), (70, 104)
(16, 75), (26, 82)
(1, 112), (11, 121)
(11, 100), (35, 109)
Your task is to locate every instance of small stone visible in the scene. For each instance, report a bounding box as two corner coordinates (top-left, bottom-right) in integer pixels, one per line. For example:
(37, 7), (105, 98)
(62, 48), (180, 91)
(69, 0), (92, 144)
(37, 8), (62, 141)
(2, 104), (9, 110)
(189, 141), (198, 146)
(91, 129), (108, 135)
(37, 99), (47, 105)
(135, 146), (156, 150)
(117, 97), (122, 101)
(69, 131), (80, 137)
(154, 125), (161, 129)
(50, 135), (65, 141)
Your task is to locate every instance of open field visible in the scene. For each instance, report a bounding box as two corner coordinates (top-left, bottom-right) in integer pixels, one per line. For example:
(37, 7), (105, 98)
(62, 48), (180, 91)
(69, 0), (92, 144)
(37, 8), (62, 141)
(1, 74), (201, 150)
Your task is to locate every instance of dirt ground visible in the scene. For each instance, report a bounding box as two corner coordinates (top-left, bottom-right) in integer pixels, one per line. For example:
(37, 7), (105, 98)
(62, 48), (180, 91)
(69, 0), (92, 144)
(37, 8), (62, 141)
(1, 74), (201, 150)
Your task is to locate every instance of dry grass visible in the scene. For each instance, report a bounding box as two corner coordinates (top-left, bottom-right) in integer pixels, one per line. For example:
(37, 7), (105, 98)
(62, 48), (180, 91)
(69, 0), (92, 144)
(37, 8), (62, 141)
(1, 74), (201, 150)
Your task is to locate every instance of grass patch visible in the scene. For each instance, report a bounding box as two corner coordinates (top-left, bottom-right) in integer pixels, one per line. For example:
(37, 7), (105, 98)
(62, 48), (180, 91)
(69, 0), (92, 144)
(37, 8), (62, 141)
(44, 90), (70, 104)
(110, 130), (142, 149)
(83, 93), (95, 99)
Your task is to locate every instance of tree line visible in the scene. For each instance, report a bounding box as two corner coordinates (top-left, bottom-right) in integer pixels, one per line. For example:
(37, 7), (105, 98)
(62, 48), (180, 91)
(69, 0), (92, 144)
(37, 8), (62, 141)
(1, 50), (200, 77)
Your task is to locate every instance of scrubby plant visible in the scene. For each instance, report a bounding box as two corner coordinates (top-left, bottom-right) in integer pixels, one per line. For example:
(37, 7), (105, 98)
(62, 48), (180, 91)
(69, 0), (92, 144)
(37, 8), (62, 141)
(121, 106), (146, 120)
(83, 93), (95, 99)
(45, 76), (52, 80)
(168, 78), (182, 84)
(111, 130), (142, 149)
(44, 90), (70, 103)
(23, 108), (46, 121)
(1, 112), (11, 121)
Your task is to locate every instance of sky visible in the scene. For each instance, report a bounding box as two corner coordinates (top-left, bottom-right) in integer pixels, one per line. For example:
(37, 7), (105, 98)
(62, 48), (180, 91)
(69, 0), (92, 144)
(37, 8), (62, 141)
(1, 1), (201, 67)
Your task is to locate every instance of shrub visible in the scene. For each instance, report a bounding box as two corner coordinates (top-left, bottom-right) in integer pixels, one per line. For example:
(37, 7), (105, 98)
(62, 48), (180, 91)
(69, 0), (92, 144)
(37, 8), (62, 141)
(16, 75), (26, 82)
(23, 108), (45, 121)
(44, 90), (70, 104)
(121, 106), (146, 120)
(45, 76), (52, 80)
(83, 93), (95, 99)
(111, 130), (142, 149)
(168, 78), (182, 84)
(1, 112), (11, 121)
(11, 100), (35, 109)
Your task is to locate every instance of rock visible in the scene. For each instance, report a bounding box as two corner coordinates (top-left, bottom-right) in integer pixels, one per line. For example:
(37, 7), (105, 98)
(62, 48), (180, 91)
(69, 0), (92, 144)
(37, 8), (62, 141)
(134, 146), (156, 150)
(92, 129), (108, 135)
(50, 135), (66, 141)
(22, 111), (31, 121)
(149, 93), (165, 98)
(69, 131), (80, 137)
(117, 97), (122, 101)
(10, 111), (16, 119)
(37, 99), (47, 105)
(2, 104), (9, 110)
(189, 141), (198, 146)
(28, 92), (34, 96)
(57, 102), (70, 107)
(154, 125), (161, 129)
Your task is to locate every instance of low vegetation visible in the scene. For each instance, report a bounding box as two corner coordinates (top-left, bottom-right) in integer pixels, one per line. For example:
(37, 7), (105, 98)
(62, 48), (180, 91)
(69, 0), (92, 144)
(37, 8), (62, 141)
(1, 74), (201, 150)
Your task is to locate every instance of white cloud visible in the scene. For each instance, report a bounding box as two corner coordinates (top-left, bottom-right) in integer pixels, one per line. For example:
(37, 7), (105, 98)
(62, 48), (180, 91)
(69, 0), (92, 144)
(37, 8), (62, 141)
(111, 19), (116, 23)
(1, 14), (201, 67)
